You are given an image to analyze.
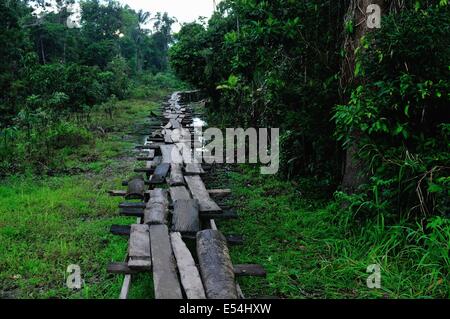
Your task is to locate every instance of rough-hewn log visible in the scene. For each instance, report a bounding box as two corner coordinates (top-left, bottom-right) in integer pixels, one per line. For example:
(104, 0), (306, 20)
(126, 177), (145, 200)
(144, 189), (169, 225)
(196, 229), (238, 299)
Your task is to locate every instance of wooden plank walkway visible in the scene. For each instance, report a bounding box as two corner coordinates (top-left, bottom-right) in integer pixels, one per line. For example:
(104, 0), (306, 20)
(106, 91), (265, 299)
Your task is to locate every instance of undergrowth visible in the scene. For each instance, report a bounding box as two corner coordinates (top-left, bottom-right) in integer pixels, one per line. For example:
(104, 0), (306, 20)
(0, 90), (169, 298)
(217, 165), (449, 298)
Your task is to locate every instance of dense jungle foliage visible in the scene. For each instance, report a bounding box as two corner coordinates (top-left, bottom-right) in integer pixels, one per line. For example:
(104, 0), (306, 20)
(170, 0), (449, 220)
(0, 0), (449, 298)
(0, 0), (181, 175)
(170, 1), (449, 296)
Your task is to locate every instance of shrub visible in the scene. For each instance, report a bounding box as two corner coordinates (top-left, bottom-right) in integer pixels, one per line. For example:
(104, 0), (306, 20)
(46, 121), (93, 149)
(334, 5), (450, 219)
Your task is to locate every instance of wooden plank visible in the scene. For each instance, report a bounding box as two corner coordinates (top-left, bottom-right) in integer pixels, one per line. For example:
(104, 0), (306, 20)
(108, 190), (127, 197)
(140, 149), (155, 160)
(196, 229), (238, 299)
(119, 202), (146, 209)
(170, 232), (206, 299)
(160, 144), (183, 164)
(170, 118), (181, 129)
(169, 186), (191, 202)
(164, 129), (173, 144)
(119, 274), (131, 299)
(207, 189), (232, 199)
(122, 180), (151, 186)
(185, 175), (222, 212)
(170, 128), (182, 143)
(224, 234), (244, 245)
(151, 130), (164, 138)
(136, 144), (161, 150)
(116, 215), (141, 308)
(107, 262), (137, 274)
(150, 224), (183, 299)
(128, 224), (151, 270)
(172, 199), (200, 233)
(176, 142), (193, 164)
(120, 208), (237, 220)
(181, 233), (244, 246)
(144, 189), (169, 225)
(201, 209), (238, 219)
(119, 208), (144, 217)
(112, 226), (243, 245)
(166, 114), (179, 120)
(233, 264), (266, 277)
(110, 224), (130, 236)
(169, 163), (185, 186)
(134, 167), (154, 174)
(149, 163), (170, 184)
(184, 163), (205, 175)
(147, 137), (164, 143)
(147, 156), (161, 169)
(137, 157), (155, 161)
(236, 284), (245, 299)
(160, 144), (173, 163)
(107, 262), (267, 277)
(163, 121), (172, 129)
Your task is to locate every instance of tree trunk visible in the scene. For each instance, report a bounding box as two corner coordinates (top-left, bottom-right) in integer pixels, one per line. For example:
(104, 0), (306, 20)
(40, 36), (46, 64)
(340, 0), (387, 192)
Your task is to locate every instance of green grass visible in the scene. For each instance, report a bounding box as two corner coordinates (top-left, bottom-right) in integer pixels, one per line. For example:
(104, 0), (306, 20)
(1, 89), (447, 299)
(215, 166), (449, 299)
(0, 94), (167, 299)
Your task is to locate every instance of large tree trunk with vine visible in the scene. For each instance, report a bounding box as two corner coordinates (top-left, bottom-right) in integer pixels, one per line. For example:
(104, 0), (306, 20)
(340, 0), (389, 192)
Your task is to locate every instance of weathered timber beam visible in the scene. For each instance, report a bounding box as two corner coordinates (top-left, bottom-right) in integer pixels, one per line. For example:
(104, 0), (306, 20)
(119, 208), (238, 220)
(196, 229), (238, 299)
(110, 224), (243, 245)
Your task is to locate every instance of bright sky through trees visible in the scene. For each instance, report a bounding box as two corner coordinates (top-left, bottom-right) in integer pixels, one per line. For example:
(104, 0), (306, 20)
(120, 0), (220, 32)
(32, 0), (220, 32)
